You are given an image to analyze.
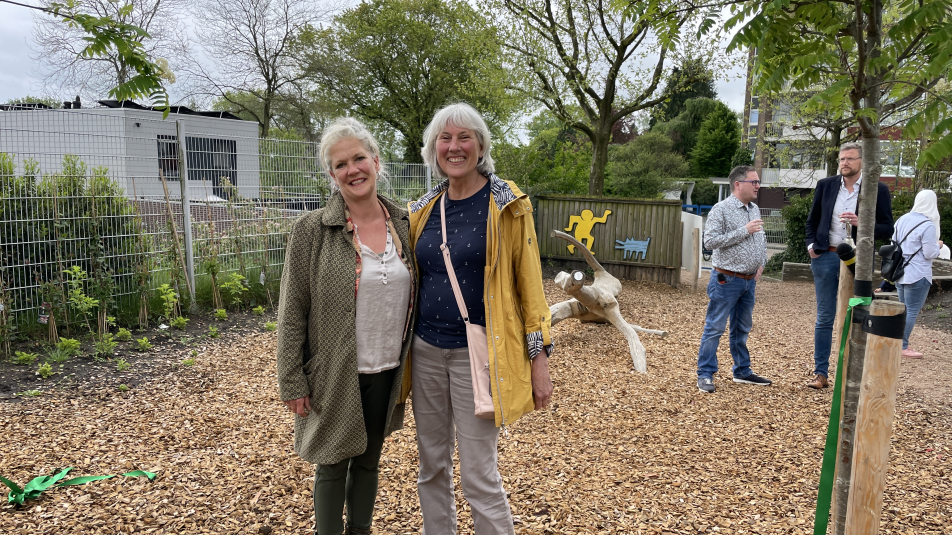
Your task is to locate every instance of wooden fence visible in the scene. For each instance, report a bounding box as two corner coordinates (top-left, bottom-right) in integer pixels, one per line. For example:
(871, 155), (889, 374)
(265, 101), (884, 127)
(535, 196), (683, 287)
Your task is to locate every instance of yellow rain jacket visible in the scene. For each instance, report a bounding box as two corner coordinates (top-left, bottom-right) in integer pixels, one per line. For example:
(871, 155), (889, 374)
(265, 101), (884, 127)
(401, 174), (552, 426)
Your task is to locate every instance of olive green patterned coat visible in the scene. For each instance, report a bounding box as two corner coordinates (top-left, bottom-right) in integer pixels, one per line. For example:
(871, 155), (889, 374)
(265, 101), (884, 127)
(276, 192), (415, 466)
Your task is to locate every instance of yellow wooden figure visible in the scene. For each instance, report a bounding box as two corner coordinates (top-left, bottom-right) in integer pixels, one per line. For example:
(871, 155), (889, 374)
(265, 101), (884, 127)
(564, 209), (612, 254)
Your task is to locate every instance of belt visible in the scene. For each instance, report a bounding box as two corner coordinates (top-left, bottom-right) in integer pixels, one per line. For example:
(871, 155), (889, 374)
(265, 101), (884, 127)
(715, 267), (757, 280)
(827, 246), (837, 252)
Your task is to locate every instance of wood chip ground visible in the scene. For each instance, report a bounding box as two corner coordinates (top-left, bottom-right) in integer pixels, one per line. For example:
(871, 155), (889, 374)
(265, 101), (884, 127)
(2, 273), (949, 534)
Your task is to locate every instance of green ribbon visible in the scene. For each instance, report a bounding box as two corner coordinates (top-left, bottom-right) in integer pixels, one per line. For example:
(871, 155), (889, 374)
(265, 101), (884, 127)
(814, 296), (871, 534)
(0, 468), (156, 505)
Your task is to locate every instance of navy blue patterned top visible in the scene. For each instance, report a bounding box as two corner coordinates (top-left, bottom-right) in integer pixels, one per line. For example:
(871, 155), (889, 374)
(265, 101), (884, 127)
(415, 180), (491, 349)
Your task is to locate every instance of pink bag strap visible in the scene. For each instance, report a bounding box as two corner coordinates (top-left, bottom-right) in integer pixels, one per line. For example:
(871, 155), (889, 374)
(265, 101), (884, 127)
(439, 193), (472, 325)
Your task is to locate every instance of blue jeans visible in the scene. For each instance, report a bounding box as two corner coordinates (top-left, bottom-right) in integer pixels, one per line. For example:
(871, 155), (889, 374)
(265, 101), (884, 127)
(811, 252), (840, 377)
(897, 277), (931, 350)
(697, 272), (757, 379)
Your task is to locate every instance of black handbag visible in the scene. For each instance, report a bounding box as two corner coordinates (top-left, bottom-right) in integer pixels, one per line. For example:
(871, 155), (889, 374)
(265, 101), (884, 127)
(879, 219), (928, 283)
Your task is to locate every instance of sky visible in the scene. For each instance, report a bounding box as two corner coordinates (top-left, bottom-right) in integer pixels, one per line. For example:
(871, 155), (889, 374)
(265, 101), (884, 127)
(0, 3), (748, 114)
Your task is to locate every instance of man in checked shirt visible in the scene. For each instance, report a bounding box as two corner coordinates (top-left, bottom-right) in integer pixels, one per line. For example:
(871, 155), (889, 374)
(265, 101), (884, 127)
(696, 165), (772, 393)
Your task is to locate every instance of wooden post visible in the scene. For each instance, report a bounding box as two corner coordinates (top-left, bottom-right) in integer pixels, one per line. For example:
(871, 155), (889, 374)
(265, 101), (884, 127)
(829, 261), (854, 528)
(692, 227), (701, 292)
(845, 300), (904, 534)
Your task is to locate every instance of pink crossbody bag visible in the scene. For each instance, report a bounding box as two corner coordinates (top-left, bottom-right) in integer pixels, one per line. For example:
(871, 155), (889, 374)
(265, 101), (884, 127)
(439, 193), (495, 420)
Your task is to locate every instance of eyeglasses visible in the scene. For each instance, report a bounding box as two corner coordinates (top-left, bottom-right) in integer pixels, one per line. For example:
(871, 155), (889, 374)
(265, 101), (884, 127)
(838, 157), (860, 163)
(739, 180), (761, 186)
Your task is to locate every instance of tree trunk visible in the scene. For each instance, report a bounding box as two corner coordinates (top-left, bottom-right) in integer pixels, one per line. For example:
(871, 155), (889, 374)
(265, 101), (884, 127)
(403, 132), (425, 164)
(833, 2), (884, 533)
(588, 127), (610, 196)
(261, 97), (272, 138)
(827, 126), (842, 177)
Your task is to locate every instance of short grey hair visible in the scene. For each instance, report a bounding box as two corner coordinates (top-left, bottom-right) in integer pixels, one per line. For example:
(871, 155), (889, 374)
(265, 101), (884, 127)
(839, 141), (862, 157)
(728, 165), (757, 189)
(421, 103), (495, 179)
(319, 117), (389, 193)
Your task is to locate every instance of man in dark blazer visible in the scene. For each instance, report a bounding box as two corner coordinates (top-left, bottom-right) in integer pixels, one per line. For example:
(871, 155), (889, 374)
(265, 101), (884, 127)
(803, 142), (893, 389)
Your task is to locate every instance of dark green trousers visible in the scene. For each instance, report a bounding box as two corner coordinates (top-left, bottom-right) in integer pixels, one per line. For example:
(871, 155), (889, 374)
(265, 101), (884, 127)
(313, 368), (395, 535)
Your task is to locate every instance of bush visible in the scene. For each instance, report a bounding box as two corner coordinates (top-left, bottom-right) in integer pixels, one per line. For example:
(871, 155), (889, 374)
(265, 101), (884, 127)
(252, 305), (265, 316)
(0, 154), (139, 327)
(170, 316), (189, 330)
(264, 321), (277, 332)
(115, 328), (132, 341)
(136, 337), (152, 352)
(56, 338), (81, 357)
(215, 309), (228, 321)
(764, 192), (814, 274)
(691, 177), (719, 206)
(36, 362), (54, 379)
(606, 133), (688, 198)
(95, 333), (118, 358)
(492, 113), (592, 197)
(115, 358), (130, 372)
(218, 272), (248, 310)
(13, 351), (38, 365)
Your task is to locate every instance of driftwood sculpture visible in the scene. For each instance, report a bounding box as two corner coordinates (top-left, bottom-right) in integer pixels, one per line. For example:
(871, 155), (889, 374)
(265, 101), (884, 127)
(549, 230), (667, 373)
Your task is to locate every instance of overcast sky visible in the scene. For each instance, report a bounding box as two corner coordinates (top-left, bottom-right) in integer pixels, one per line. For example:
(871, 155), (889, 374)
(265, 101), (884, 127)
(0, 3), (748, 113)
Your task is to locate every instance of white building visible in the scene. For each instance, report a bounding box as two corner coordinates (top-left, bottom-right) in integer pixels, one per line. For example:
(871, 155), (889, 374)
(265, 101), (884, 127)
(0, 101), (261, 199)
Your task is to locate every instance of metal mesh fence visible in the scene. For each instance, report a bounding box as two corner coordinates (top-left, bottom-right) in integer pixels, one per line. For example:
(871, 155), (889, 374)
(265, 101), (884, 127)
(0, 106), (431, 332)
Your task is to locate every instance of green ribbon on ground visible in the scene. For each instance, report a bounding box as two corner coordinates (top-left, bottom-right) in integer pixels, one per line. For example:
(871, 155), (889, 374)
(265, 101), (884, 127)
(814, 296), (871, 535)
(0, 468), (156, 505)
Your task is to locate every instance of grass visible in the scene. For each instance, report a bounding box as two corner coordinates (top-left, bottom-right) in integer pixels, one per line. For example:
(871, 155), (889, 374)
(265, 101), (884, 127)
(46, 346), (72, 363)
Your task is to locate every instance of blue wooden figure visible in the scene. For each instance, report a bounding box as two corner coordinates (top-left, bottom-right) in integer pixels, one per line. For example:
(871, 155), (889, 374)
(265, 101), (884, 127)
(615, 237), (650, 260)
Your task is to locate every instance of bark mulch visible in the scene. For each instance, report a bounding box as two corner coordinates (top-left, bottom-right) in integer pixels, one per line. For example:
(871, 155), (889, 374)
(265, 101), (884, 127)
(1, 274), (949, 534)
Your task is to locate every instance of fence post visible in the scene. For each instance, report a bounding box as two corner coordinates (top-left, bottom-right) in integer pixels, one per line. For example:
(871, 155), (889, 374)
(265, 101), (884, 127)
(175, 121), (198, 312)
(425, 164), (431, 191)
(844, 299), (904, 534)
(692, 227), (700, 292)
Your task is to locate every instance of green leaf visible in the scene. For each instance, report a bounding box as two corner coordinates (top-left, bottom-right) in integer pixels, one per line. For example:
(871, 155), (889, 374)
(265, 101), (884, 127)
(121, 470), (157, 480)
(0, 474), (25, 504)
(57, 475), (115, 486)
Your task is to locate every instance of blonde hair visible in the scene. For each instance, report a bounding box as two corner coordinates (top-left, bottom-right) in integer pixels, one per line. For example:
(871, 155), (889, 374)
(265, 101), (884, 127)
(319, 117), (389, 193)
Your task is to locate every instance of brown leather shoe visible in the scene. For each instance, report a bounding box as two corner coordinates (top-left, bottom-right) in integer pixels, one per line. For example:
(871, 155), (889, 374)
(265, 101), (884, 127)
(807, 374), (829, 389)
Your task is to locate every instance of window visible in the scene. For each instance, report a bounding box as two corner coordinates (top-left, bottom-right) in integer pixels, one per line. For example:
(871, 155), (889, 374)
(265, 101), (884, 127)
(187, 136), (238, 198)
(157, 135), (179, 180)
(749, 109), (759, 125)
(156, 135), (238, 197)
(773, 101), (794, 123)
